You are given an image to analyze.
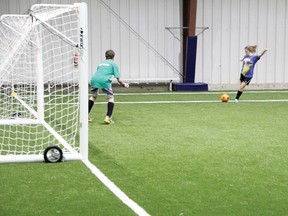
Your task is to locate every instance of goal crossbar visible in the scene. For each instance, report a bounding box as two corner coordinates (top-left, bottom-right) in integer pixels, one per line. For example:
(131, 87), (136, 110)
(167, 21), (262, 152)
(31, 13), (78, 48)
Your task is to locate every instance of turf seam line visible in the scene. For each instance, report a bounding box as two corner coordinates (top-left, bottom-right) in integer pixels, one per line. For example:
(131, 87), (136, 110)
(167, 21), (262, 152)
(82, 160), (150, 216)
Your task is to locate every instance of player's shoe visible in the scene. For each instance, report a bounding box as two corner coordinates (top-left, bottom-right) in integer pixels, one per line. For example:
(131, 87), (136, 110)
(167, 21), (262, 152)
(88, 116), (93, 122)
(104, 116), (114, 124)
(234, 99), (239, 103)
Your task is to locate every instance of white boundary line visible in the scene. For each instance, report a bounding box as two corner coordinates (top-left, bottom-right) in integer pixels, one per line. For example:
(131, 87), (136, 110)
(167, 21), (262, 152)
(82, 160), (150, 216)
(236, 99), (288, 103)
(111, 90), (288, 96)
(94, 99), (288, 104)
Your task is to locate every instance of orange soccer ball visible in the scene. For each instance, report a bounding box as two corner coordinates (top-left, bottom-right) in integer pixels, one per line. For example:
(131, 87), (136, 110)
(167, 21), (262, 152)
(220, 94), (230, 102)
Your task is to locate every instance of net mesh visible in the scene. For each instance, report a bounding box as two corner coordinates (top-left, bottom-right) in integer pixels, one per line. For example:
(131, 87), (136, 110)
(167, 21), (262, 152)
(0, 5), (81, 156)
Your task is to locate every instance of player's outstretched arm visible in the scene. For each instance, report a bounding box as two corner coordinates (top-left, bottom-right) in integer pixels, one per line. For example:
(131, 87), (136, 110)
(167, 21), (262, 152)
(259, 48), (269, 58)
(117, 78), (129, 88)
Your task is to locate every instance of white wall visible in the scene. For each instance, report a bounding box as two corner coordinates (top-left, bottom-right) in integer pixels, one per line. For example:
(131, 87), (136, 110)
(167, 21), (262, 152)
(0, 0), (182, 83)
(2, 0), (288, 88)
(196, 0), (288, 88)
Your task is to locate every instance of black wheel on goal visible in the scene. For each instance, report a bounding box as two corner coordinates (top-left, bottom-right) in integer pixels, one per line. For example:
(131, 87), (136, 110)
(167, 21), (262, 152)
(44, 146), (63, 163)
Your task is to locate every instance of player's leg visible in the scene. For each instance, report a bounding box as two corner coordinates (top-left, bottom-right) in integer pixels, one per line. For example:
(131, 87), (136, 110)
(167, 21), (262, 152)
(235, 75), (252, 102)
(105, 96), (115, 123)
(88, 88), (98, 121)
(235, 82), (246, 102)
(235, 74), (246, 102)
(102, 88), (115, 124)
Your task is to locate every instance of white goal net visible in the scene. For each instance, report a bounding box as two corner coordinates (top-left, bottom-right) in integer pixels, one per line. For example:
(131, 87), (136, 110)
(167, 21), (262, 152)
(0, 3), (88, 163)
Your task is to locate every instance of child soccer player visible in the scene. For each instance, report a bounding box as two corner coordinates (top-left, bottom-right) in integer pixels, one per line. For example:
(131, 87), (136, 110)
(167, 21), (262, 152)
(88, 50), (129, 124)
(235, 45), (268, 102)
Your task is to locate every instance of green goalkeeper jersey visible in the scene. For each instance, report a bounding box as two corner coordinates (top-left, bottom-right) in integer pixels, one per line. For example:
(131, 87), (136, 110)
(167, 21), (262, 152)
(91, 59), (121, 89)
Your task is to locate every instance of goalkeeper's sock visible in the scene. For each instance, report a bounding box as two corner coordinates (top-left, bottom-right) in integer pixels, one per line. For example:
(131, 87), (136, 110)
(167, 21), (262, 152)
(88, 100), (94, 113)
(235, 91), (243, 100)
(106, 102), (114, 117)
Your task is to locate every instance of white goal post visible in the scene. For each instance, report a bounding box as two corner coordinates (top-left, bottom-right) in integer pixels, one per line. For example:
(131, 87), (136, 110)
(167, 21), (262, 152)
(0, 3), (88, 163)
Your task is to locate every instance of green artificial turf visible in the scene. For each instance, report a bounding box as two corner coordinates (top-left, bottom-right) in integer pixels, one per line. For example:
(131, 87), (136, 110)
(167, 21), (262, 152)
(1, 91), (288, 215)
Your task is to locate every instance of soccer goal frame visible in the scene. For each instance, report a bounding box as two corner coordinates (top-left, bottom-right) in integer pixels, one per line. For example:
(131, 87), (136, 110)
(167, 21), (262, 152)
(0, 3), (88, 163)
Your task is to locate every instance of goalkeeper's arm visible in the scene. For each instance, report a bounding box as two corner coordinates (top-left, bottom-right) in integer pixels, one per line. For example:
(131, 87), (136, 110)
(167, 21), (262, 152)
(116, 78), (129, 88)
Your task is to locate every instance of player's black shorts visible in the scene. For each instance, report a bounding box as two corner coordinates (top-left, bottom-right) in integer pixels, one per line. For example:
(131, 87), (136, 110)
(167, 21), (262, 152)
(91, 88), (114, 97)
(240, 74), (252, 85)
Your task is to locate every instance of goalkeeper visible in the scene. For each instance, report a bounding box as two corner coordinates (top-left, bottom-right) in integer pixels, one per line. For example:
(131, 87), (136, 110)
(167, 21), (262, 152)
(88, 50), (129, 124)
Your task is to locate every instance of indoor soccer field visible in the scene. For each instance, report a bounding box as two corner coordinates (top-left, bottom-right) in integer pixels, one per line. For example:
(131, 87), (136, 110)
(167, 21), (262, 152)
(1, 90), (288, 216)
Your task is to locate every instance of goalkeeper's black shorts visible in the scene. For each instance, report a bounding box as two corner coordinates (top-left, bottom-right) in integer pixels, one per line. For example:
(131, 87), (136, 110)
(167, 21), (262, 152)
(91, 88), (114, 97)
(240, 74), (252, 85)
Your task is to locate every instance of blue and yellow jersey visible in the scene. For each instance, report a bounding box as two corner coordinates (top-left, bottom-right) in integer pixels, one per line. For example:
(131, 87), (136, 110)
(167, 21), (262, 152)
(241, 54), (260, 78)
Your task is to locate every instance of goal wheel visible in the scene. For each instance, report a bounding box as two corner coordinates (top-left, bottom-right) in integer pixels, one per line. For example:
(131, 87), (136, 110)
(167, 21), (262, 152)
(44, 146), (63, 163)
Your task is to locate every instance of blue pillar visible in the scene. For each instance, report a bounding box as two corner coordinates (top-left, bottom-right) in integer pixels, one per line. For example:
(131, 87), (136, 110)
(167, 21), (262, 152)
(172, 35), (208, 91)
(185, 36), (197, 83)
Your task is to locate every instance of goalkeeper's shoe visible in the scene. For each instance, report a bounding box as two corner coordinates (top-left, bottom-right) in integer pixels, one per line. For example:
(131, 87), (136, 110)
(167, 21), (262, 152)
(88, 116), (93, 122)
(104, 116), (114, 124)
